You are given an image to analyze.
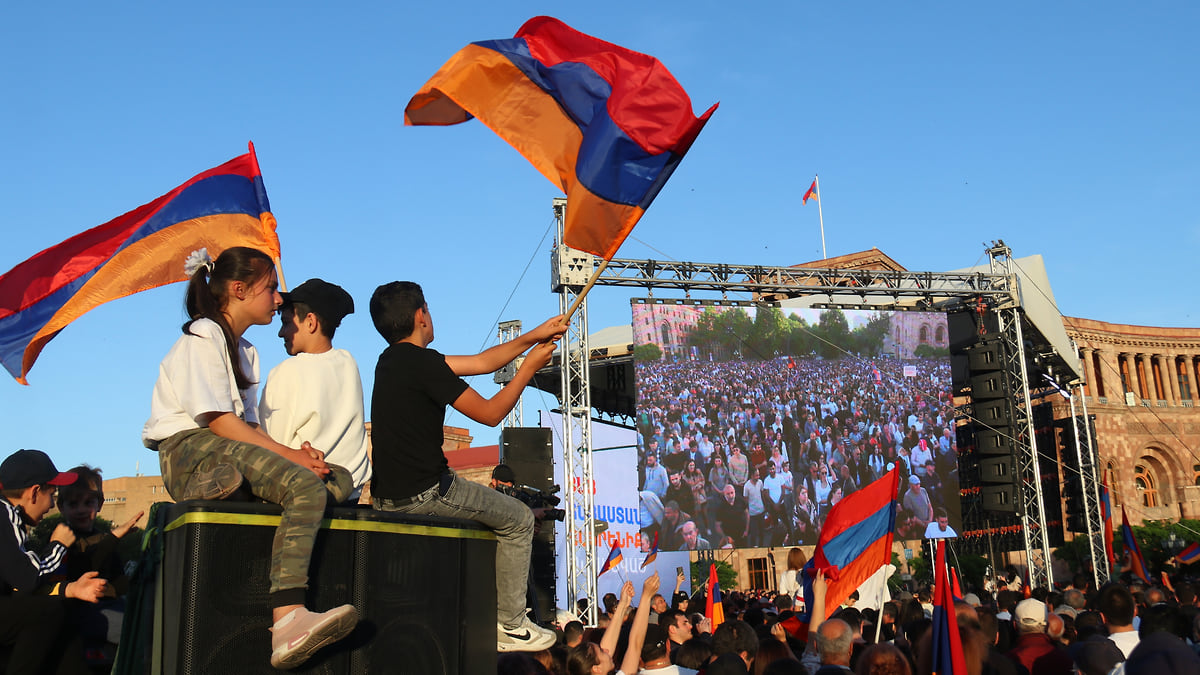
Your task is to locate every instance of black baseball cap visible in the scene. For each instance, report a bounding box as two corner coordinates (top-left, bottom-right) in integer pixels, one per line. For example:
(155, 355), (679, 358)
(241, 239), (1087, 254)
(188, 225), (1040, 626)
(0, 450), (77, 491)
(492, 464), (516, 484)
(281, 278), (354, 328)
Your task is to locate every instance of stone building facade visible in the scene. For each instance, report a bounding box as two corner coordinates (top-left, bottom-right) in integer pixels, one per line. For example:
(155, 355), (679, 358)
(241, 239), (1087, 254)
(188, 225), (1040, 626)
(1066, 317), (1200, 522)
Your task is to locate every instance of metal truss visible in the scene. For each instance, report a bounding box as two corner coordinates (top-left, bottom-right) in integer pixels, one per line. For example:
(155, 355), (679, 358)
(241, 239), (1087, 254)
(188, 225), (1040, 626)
(987, 243), (1053, 589)
(552, 199), (598, 625)
(1073, 391), (1111, 586)
(595, 258), (1011, 301)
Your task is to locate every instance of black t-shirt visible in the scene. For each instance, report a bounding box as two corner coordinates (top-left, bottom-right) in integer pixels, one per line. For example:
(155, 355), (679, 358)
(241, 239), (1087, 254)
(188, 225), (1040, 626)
(714, 495), (747, 544)
(370, 342), (468, 500)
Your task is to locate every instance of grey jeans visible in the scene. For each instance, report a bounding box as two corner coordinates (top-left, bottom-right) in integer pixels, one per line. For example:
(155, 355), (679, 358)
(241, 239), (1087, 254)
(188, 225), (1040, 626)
(374, 471), (534, 628)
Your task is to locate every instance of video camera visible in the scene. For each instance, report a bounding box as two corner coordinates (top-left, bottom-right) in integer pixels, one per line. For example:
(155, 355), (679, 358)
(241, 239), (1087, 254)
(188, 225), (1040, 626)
(495, 483), (566, 522)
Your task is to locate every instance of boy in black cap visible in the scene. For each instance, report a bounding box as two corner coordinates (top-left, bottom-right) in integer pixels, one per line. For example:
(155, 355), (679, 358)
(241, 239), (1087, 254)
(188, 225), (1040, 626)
(259, 278), (373, 501)
(0, 449), (108, 673)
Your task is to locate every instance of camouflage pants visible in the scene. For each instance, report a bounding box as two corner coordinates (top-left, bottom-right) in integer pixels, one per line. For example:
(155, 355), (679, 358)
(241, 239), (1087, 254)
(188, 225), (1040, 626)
(157, 428), (354, 603)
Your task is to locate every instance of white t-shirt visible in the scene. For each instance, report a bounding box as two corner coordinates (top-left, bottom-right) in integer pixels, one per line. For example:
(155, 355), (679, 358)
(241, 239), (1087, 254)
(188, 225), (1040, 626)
(779, 568), (803, 597)
(744, 480), (765, 516)
(143, 319), (259, 446)
(763, 474), (788, 503)
(259, 349), (373, 490)
(1107, 630), (1140, 658)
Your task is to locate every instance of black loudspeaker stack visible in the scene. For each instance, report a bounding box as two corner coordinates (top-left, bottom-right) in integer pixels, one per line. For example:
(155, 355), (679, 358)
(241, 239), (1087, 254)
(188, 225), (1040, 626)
(126, 501), (496, 675)
(966, 339), (1019, 513)
(500, 427), (557, 624)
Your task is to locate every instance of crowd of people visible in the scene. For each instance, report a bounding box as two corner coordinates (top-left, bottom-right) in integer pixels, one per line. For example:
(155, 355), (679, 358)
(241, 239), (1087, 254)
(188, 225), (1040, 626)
(498, 561), (1200, 675)
(636, 354), (960, 550)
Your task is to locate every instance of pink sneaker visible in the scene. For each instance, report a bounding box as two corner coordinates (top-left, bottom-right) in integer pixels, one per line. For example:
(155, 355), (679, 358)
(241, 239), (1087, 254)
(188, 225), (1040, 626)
(269, 605), (358, 670)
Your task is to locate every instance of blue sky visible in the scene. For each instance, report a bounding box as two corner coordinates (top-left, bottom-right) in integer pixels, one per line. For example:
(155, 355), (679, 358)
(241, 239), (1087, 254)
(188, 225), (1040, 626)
(1, 3), (1196, 476)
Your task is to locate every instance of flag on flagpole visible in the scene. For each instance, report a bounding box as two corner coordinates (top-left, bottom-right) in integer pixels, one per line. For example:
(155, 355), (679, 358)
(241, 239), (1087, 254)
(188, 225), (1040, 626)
(705, 563), (725, 628)
(802, 465), (901, 619)
(802, 178), (818, 205)
(641, 531), (659, 569)
(0, 143), (280, 383)
(599, 543), (623, 578)
(1099, 483), (1115, 568)
(1177, 542), (1200, 565)
(950, 567), (963, 601)
(1120, 507), (1151, 584)
(931, 539), (968, 675)
(405, 16), (717, 261)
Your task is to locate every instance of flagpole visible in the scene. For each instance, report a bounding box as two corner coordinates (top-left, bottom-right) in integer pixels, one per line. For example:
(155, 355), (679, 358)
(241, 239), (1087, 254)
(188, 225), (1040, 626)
(874, 467), (898, 644)
(815, 174), (826, 260)
(247, 141), (288, 292)
(564, 257), (611, 322)
(873, 578), (886, 644)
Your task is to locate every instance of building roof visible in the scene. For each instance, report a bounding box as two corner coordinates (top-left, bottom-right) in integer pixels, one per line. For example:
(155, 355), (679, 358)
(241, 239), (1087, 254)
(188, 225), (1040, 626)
(446, 444), (499, 471)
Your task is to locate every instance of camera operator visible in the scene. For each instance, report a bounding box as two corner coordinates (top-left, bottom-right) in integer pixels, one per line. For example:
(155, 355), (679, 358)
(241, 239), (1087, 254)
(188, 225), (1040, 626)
(490, 464), (565, 531)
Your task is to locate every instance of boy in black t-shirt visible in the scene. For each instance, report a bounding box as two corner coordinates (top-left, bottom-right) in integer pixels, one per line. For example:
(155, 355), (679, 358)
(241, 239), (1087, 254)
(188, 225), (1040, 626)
(367, 281), (566, 653)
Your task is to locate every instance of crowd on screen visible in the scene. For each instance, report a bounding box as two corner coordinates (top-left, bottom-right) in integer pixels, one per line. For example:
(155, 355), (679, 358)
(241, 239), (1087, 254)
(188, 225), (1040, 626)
(635, 355), (960, 550)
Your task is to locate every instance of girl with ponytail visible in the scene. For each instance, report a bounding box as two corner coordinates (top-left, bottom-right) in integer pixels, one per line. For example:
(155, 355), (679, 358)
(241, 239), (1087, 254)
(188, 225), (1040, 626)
(142, 246), (357, 669)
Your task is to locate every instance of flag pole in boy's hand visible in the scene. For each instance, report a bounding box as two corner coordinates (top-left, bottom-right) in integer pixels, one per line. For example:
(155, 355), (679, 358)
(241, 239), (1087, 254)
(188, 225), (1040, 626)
(562, 259), (611, 323)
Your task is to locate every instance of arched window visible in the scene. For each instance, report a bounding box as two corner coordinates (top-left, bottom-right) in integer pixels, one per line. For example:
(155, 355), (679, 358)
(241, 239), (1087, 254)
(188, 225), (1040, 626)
(935, 325), (946, 344)
(1135, 464), (1159, 507)
(919, 325), (929, 344)
(1192, 464), (1200, 487)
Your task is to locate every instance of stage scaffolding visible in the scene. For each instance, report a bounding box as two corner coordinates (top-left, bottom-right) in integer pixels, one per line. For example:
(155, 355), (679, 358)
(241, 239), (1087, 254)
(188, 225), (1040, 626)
(547, 206), (1106, 607)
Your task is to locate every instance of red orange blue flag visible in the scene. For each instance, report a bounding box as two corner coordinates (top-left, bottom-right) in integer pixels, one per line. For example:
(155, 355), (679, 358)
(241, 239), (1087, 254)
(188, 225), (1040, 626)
(641, 531), (659, 569)
(931, 539), (968, 675)
(802, 178), (818, 205)
(405, 16), (718, 261)
(705, 562), (725, 628)
(1100, 483), (1115, 568)
(1177, 542), (1200, 566)
(0, 143), (280, 384)
(599, 543), (623, 578)
(806, 465), (900, 618)
(1120, 507), (1151, 584)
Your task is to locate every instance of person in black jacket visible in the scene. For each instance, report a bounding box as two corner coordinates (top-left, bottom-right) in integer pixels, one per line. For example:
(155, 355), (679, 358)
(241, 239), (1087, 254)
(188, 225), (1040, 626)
(0, 449), (107, 674)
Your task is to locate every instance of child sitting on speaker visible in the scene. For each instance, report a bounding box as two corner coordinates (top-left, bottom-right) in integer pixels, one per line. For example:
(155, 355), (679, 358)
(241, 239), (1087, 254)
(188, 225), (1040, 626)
(142, 247), (358, 669)
(54, 465), (143, 650)
(0, 449), (108, 673)
(366, 281), (566, 653)
(259, 279), (372, 504)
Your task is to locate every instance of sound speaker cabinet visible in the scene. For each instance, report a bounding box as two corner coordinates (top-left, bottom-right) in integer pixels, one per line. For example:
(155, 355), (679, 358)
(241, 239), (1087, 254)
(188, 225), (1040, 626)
(500, 427), (554, 491)
(499, 427), (557, 624)
(150, 501), (496, 675)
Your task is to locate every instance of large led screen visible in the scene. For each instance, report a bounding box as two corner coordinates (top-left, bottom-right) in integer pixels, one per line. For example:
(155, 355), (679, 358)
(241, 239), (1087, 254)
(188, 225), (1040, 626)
(632, 302), (962, 551)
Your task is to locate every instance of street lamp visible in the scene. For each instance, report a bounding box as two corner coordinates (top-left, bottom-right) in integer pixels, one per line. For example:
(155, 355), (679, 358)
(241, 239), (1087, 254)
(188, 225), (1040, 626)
(1164, 530), (1185, 558)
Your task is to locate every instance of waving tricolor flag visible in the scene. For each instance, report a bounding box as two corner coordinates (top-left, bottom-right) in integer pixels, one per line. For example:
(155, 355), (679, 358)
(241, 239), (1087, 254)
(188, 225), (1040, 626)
(405, 16), (717, 261)
(1100, 483), (1115, 568)
(705, 562), (725, 628)
(931, 539), (968, 675)
(1177, 541), (1200, 566)
(1120, 507), (1152, 584)
(0, 143), (280, 383)
(641, 531), (659, 569)
(802, 178), (818, 205)
(803, 465), (901, 618)
(599, 543), (623, 578)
